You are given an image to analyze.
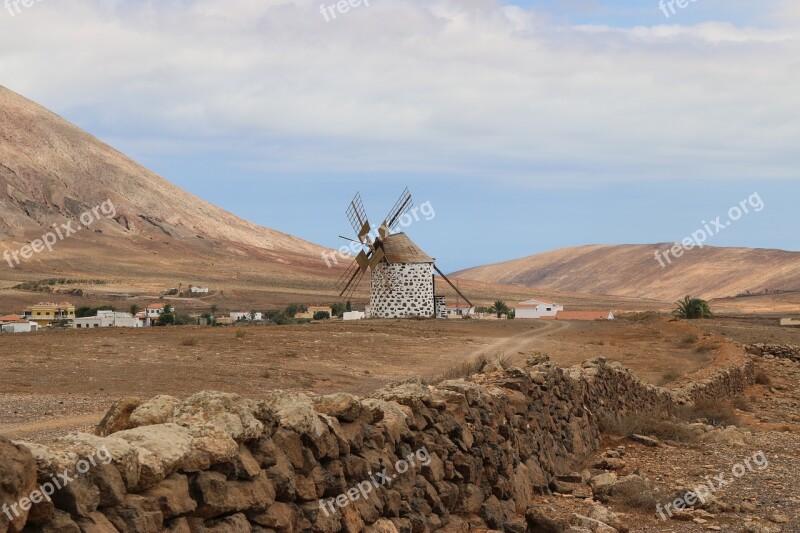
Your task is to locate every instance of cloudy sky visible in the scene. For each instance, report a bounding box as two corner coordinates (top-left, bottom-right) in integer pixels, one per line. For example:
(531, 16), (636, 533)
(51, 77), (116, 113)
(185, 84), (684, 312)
(1, 0), (798, 270)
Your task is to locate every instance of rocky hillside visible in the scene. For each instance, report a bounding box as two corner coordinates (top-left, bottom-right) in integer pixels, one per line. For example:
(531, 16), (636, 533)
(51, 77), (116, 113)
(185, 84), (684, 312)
(453, 244), (800, 302)
(0, 86), (326, 274)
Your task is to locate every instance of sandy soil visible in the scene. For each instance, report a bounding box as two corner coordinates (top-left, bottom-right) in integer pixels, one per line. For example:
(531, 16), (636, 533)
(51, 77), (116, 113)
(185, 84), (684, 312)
(1, 316), (730, 442)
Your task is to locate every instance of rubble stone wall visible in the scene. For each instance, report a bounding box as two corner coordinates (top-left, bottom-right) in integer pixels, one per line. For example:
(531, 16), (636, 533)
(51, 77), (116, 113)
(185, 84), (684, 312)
(0, 356), (754, 533)
(746, 343), (800, 362)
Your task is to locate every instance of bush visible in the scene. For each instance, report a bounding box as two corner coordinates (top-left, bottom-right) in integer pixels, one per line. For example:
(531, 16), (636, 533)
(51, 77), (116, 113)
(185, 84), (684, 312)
(313, 311), (331, 320)
(658, 369), (682, 386)
(599, 412), (698, 443)
(181, 338), (198, 346)
(673, 296), (713, 319)
(754, 369), (772, 386)
(235, 329), (246, 339)
(679, 399), (739, 427)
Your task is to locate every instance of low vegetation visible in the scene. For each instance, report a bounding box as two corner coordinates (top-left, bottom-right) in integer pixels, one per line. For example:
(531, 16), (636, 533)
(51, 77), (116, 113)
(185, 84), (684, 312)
(673, 296), (713, 319)
(181, 337), (198, 347)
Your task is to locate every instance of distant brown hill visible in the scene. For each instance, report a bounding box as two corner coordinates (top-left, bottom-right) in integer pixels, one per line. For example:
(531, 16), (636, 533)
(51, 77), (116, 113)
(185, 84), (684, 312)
(453, 244), (800, 302)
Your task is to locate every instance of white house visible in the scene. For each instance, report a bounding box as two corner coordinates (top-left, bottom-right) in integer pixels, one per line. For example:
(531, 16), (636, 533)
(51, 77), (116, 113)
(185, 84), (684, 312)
(231, 312), (263, 321)
(146, 303), (166, 318)
(514, 299), (564, 319)
(781, 318), (800, 327)
(190, 286), (210, 294)
(1, 321), (39, 333)
(343, 311), (366, 321)
(74, 311), (145, 329)
(445, 305), (475, 318)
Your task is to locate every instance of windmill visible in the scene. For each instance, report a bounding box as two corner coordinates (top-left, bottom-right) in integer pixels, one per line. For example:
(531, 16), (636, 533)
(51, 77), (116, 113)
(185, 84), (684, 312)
(336, 188), (473, 319)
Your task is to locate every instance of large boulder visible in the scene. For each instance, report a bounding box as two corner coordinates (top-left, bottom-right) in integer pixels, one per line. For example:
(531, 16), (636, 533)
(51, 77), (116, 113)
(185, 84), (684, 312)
(0, 437), (37, 533)
(97, 397), (142, 437)
(170, 392), (264, 441)
(129, 395), (181, 428)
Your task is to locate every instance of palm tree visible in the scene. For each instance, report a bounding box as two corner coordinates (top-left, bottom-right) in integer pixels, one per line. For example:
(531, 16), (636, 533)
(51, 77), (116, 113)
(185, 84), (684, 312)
(673, 296), (713, 319)
(490, 300), (510, 318)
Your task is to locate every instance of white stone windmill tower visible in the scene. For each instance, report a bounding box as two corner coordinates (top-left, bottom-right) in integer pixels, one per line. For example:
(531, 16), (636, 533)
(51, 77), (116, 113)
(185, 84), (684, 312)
(336, 188), (472, 319)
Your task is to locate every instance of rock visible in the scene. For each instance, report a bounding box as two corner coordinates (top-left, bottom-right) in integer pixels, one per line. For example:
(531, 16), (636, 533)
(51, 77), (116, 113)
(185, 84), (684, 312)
(628, 434), (660, 447)
(170, 391), (265, 441)
(129, 395), (181, 428)
(588, 503), (627, 532)
(571, 514), (618, 533)
(262, 391), (328, 440)
(188, 423), (239, 465)
(193, 471), (275, 519)
(364, 517), (399, 532)
(102, 494), (164, 533)
(0, 437), (37, 533)
(141, 474), (197, 518)
(112, 424), (193, 489)
(75, 511), (121, 532)
(526, 504), (570, 532)
(97, 397), (142, 437)
(313, 393), (363, 422)
(36, 509), (82, 532)
(589, 473), (617, 500)
(595, 458), (626, 471)
(769, 513), (789, 524)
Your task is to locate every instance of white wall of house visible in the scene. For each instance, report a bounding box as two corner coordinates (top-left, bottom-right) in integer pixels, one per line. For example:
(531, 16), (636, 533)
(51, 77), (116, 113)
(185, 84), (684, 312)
(515, 300), (564, 319)
(191, 286), (210, 293)
(343, 311), (366, 321)
(231, 312), (263, 321)
(1, 322), (38, 333)
(73, 317), (105, 329)
(146, 307), (165, 318)
(781, 318), (800, 327)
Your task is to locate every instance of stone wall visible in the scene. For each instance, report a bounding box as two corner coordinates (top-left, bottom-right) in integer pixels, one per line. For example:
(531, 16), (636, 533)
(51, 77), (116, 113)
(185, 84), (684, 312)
(746, 343), (800, 362)
(0, 356), (754, 533)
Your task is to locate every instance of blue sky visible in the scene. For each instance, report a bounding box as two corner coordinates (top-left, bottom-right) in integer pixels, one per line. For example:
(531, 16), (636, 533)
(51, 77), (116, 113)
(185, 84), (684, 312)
(1, 0), (798, 271)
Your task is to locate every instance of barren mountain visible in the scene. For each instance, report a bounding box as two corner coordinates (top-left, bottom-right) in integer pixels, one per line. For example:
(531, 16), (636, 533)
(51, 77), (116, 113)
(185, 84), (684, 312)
(453, 244), (800, 302)
(0, 85), (346, 305)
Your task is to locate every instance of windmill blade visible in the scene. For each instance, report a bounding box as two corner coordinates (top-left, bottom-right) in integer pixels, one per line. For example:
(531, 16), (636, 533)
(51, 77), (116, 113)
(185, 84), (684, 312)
(383, 187), (413, 233)
(346, 193), (372, 243)
(337, 251), (372, 297)
(336, 257), (361, 296)
(342, 267), (368, 301)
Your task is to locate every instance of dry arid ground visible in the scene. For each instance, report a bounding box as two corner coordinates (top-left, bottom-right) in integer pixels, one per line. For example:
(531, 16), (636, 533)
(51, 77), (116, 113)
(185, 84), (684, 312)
(0, 315), (749, 438)
(1, 314), (799, 531)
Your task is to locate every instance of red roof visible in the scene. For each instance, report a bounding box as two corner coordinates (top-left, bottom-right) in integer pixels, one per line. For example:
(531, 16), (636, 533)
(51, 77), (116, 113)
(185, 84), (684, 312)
(147, 303), (166, 309)
(0, 314), (22, 322)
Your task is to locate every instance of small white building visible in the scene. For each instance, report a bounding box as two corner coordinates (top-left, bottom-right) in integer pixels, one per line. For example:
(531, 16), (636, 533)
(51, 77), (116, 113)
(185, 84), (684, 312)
(190, 286), (210, 294)
(445, 305), (475, 318)
(781, 318), (800, 327)
(231, 312), (263, 321)
(146, 304), (166, 318)
(343, 311), (366, 321)
(74, 311), (145, 329)
(514, 299), (564, 319)
(1, 321), (39, 333)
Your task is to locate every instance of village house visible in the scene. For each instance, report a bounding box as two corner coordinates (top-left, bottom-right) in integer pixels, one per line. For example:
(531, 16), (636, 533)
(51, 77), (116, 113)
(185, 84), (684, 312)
(145, 303), (166, 319)
(231, 312), (263, 321)
(514, 299), (564, 319)
(445, 304), (476, 318)
(296, 306), (334, 319)
(22, 302), (76, 326)
(73, 311), (147, 329)
(190, 286), (210, 294)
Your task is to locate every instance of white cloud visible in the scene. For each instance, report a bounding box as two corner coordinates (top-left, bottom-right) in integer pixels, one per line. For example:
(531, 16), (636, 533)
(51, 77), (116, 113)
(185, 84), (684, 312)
(0, 0), (798, 184)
